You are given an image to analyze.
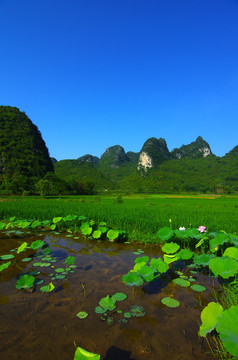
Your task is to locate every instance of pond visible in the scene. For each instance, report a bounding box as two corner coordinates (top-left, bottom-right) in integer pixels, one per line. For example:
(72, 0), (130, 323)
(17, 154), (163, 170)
(0, 232), (220, 360)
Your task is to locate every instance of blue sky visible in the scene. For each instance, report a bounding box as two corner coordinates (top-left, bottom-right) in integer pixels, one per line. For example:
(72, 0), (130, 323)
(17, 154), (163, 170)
(1, 0), (238, 160)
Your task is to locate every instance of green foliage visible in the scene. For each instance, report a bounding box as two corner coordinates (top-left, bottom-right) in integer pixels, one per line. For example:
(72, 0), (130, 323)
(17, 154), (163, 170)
(157, 227), (174, 242)
(16, 274), (35, 289)
(162, 242), (180, 254)
(74, 346), (100, 360)
(209, 257), (238, 279)
(161, 297), (180, 308)
(0, 261), (11, 272)
(216, 306), (238, 357)
(40, 282), (55, 293)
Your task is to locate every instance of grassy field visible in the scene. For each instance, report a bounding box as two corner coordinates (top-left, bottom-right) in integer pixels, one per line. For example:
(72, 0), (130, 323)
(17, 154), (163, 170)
(0, 194), (237, 242)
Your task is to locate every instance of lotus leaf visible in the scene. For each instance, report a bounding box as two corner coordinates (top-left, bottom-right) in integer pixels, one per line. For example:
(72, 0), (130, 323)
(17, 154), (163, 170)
(194, 253), (214, 267)
(55, 275), (66, 280)
(199, 302), (223, 337)
(133, 252), (141, 255)
(137, 265), (155, 282)
(190, 284), (206, 292)
(112, 292), (127, 301)
(31, 220), (42, 228)
(55, 268), (65, 273)
(74, 346), (100, 360)
(30, 240), (44, 250)
(0, 261), (11, 272)
(66, 234), (73, 238)
(81, 226), (93, 236)
(122, 272), (143, 287)
(21, 257), (32, 262)
(134, 256), (149, 264)
(16, 274), (35, 289)
(50, 224), (56, 230)
(77, 311), (88, 319)
(63, 215), (77, 221)
(187, 228), (202, 240)
(52, 217), (62, 224)
(17, 242), (28, 254)
(157, 227), (174, 241)
(99, 295), (116, 311)
(0, 222), (6, 230)
(150, 258), (169, 273)
(117, 310), (123, 314)
(216, 305), (238, 357)
(223, 247), (238, 260)
(178, 249), (194, 260)
(124, 312), (131, 318)
(34, 279), (44, 285)
(161, 297), (180, 308)
(40, 282), (55, 293)
(174, 229), (190, 239)
(106, 316), (114, 326)
(19, 221), (31, 229)
(129, 305), (146, 317)
(162, 242), (180, 254)
(172, 278), (190, 287)
(119, 318), (128, 325)
(209, 233), (229, 252)
(107, 229), (119, 241)
(92, 230), (101, 239)
(65, 256), (75, 265)
(0, 254), (15, 260)
(209, 257), (238, 279)
(42, 247), (51, 255)
(98, 226), (108, 234)
(95, 306), (107, 314)
(163, 253), (180, 265)
(133, 262), (147, 272)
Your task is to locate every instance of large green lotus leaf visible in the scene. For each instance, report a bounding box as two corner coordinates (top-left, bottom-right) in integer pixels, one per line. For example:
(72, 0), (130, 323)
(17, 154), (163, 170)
(0, 222), (6, 230)
(63, 215), (77, 221)
(161, 297), (180, 308)
(187, 228), (202, 240)
(134, 256), (149, 264)
(99, 295), (116, 311)
(133, 262), (147, 272)
(95, 306), (107, 314)
(150, 258), (169, 273)
(194, 253), (214, 267)
(31, 220), (42, 228)
(223, 247), (238, 260)
(19, 221), (31, 229)
(199, 302), (224, 337)
(81, 226), (93, 236)
(0, 254), (15, 260)
(107, 230), (119, 241)
(162, 242), (180, 254)
(157, 227), (174, 241)
(30, 240), (44, 250)
(74, 346), (100, 360)
(16, 274), (35, 289)
(163, 253), (180, 265)
(122, 272), (143, 286)
(98, 226), (108, 234)
(92, 230), (102, 239)
(216, 306), (238, 357)
(174, 229), (190, 239)
(17, 242), (28, 254)
(209, 233), (229, 252)
(0, 261), (11, 272)
(229, 234), (238, 246)
(178, 249), (194, 260)
(209, 257), (238, 279)
(137, 265), (155, 282)
(172, 278), (190, 287)
(112, 292), (127, 301)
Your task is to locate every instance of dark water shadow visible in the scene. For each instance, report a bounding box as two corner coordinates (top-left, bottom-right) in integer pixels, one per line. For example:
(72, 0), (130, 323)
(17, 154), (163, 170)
(103, 346), (135, 360)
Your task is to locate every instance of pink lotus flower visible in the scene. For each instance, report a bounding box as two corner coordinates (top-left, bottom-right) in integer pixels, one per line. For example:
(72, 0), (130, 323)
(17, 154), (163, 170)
(198, 226), (206, 233)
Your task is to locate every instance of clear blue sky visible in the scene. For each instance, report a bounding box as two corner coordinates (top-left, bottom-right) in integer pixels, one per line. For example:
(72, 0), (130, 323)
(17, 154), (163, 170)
(1, 0), (238, 160)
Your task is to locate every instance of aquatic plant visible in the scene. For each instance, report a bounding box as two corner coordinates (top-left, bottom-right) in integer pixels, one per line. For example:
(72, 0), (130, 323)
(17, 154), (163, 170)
(122, 271), (143, 286)
(77, 311), (88, 319)
(190, 284), (206, 292)
(172, 278), (190, 287)
(0, 254), (14, 260)
(157, 227), (174, 242)
(0, 261), (11, 272)
(216, 306), (238, 357)
(199, 302), (224, 336)
(74, 346), (100, 360)
(17, 242), (28, 254)
(112, 292), (127, 301)
(162, 242), (180, 254)
(129, 305), (146, 317)
(16, 274), (35, 289)
(40, 282), (55, 293)
(99, 295), (116, 311)
(161, 297), (180, 308)
(209, 257), (238, 279)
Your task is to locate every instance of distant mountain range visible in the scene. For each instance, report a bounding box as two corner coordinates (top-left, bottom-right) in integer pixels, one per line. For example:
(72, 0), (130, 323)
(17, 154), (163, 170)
(53, 136), (238, 193)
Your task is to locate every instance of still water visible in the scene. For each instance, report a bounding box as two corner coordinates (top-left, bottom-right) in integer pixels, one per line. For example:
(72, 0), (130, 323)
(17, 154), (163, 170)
(0, 232), (220, 360)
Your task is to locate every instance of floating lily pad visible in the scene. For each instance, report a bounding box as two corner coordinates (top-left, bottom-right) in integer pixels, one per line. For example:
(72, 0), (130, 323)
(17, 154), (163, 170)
(40, 282), (55, 293)
(55, 275), (66, 280)
(124, 312), (132, 318)
(77, 311), (88, 319)
(161, 297), (180, 308)
(21, 257), (32, 262)
(129, 305), (146, 317)
(199, 302), (223, 337)
(0, 254), (15, 260)
(112, 292), (127, 301)
(190, 284), (206, 292)
(34, 279), (44, 285)
(117, 310), (123, 314)
(30, 240), (44, 250)
(55, 268), (65, 273)
(99, 295), (116, 311)
(172, 278), (190, 287)
(74, 346), (101, 359)
(16, 274), (35, 289)
(17, 242), (28, 254)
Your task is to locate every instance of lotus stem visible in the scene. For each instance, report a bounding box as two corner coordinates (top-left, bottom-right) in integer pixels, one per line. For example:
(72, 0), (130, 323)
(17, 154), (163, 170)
(81, 282), (86, 298)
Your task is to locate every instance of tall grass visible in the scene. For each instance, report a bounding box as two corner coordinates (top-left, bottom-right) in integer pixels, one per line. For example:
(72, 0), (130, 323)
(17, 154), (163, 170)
(0, 194), (237, 242)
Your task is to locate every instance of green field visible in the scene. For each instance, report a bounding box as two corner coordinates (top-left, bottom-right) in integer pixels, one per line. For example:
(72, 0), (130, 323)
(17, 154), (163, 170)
(0, 194), (237, 242)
